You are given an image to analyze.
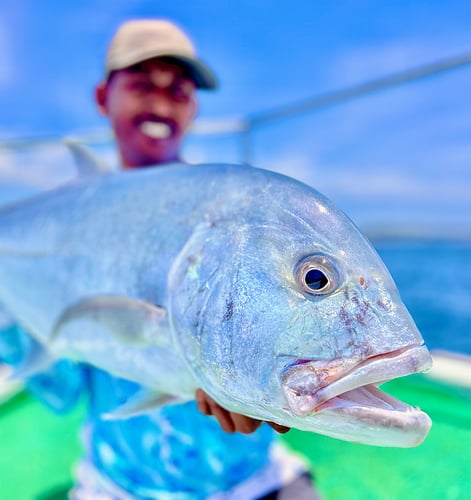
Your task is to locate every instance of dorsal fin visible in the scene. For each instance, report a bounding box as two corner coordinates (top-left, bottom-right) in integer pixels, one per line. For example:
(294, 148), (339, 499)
(63, 138), (112, 177)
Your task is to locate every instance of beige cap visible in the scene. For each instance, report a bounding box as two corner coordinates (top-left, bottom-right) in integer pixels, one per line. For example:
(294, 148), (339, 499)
(105, 19), (218, 89)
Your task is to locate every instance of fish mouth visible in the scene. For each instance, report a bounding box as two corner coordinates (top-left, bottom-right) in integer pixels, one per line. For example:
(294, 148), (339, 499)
(279, 344), (433, 445)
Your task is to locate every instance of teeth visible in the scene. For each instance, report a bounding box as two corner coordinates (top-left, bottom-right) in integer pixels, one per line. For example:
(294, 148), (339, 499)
(140, 121), (171, 139)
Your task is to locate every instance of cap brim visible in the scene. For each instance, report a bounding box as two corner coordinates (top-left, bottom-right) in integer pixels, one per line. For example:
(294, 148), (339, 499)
(160, 55), (218, 90)
(107, 53), (218, 90)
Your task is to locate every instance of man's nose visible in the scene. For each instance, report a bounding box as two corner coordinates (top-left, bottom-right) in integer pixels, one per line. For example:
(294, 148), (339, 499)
(148, 92), (174, 118)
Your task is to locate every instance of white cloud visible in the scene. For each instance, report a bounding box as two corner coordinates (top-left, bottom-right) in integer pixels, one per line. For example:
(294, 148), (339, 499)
(327, 40), (452, 85)
(252, 141), (471, 239)
(0, 146), (73, 188)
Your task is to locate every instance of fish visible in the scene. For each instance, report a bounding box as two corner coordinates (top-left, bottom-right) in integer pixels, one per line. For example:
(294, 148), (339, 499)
(0, 156), (432, 447)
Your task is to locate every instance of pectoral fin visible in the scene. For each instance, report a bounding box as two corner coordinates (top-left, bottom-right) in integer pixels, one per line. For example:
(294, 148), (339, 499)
(52, 295), (168, 347)
(103, 389), (187, 420)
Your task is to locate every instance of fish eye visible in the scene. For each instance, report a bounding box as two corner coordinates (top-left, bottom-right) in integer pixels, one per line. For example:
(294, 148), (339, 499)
(294, 255), (340, 296)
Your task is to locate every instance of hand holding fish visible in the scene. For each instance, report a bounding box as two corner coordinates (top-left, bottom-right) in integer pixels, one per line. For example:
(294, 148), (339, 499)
(196, 389), (290, 434)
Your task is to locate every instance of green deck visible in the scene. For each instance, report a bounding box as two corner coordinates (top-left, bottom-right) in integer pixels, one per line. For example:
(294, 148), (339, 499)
(1, 375), (470, 499)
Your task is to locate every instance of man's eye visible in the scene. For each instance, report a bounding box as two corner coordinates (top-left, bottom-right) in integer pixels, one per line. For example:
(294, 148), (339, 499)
(169, 84), (191, 102)
(130, 81), (153, 92)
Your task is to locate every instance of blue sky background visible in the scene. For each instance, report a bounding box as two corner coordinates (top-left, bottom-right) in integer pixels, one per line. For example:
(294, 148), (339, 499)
(1, 1), (471, 238)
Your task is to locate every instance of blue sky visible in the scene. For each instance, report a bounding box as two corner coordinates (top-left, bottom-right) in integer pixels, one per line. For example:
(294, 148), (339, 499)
(1, 1), (471, 237)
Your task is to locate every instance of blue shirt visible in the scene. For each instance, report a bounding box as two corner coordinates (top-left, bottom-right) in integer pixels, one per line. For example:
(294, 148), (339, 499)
(1, 323), (279, 498)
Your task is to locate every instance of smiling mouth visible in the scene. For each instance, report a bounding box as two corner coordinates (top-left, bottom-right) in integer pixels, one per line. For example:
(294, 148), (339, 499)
(280, 345), (432, 416)
(139, 121), (172, 139)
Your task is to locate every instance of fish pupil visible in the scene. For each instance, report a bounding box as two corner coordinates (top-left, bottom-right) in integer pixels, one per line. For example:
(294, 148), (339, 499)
(305, 269), (328, 291)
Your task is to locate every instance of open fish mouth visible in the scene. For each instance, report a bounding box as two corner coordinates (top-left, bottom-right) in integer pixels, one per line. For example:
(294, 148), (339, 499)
(280, 345), (432, 418)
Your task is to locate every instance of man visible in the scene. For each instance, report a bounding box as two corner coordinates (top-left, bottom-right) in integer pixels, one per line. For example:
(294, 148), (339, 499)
(2, 19), (320, 499)
(94, 17), (290, 438)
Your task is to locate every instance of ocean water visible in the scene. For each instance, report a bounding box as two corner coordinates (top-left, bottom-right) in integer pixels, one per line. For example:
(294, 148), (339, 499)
(375, 239), (471, 356)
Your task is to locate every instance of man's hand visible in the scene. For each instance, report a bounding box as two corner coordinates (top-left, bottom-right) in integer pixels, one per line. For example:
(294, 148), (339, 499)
(195, 389), (290, 434)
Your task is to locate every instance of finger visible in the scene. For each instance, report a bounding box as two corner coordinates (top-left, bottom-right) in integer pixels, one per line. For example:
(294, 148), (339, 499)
(209, 403), (236, 433)
(195, 389), (211, 415)
(267, 422), (291, 434)
(231, 414), (263, 434)
(195, 390), (264, 434)
(196, 390), (236, 433)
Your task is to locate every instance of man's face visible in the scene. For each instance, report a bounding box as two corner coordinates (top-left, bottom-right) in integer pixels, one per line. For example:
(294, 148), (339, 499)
(96, 58), (197, 167)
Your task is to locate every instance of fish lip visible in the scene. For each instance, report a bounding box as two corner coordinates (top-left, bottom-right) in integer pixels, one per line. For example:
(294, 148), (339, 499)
(296, 384), (432, 447)
(280, 344), (433, 415)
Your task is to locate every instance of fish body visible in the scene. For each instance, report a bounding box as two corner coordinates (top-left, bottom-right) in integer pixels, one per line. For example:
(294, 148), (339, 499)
(0, 163), (432, 446)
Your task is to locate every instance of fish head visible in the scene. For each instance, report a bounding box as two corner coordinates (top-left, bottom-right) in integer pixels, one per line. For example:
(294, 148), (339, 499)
(168, 173), (432, 446)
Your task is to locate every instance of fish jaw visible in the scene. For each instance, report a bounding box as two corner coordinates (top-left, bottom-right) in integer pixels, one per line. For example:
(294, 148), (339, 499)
(287, 384), (432, 447)
(279, 345), (433, 447)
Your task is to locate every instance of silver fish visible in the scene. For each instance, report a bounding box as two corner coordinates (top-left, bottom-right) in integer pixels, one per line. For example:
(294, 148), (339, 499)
(0, 161), (432, 447)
